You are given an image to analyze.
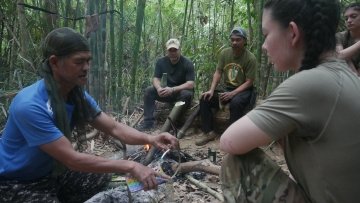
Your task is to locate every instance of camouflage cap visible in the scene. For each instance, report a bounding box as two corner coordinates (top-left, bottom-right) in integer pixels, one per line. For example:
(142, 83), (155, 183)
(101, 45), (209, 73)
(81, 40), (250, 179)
(230, 27), (247, 39)
(42, 27), (90, 59)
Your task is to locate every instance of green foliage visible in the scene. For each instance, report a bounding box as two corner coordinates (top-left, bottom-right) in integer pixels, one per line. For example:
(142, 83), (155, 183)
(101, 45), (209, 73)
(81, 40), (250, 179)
(0, 0), (351, 118)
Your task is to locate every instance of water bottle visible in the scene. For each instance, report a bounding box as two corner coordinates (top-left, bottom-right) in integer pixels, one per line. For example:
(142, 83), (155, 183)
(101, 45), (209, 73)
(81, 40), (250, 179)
(161, 73), (167, 87)
(208, 148), (217, 163)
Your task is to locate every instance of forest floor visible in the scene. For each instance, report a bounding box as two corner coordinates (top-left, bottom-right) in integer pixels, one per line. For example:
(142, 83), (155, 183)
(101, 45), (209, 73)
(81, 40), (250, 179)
(88, 104), (289, 203)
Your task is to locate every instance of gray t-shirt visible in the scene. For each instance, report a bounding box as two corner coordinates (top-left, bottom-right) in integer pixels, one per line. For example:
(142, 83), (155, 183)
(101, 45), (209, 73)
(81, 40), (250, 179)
(248, 59), (360, 202)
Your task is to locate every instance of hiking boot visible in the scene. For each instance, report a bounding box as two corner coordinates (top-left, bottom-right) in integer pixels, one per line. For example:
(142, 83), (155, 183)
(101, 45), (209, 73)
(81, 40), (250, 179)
(195, 131), (218, 146)
(136, 122), (154, 131)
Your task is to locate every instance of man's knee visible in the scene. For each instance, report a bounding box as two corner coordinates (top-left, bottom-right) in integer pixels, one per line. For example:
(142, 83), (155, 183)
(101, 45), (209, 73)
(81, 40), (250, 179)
(229, 90), (252, 112)
(144, 86), (158, 104)
(178, 89), (193, 103)
(229, 99), (245, 111)
(144, 86), (157, 97)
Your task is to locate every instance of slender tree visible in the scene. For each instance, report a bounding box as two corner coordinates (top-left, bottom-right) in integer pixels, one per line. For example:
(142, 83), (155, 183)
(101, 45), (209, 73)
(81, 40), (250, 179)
(63, 0), (71, 27)
(43, 0), (59, 34)
(229, 0), (235, 30)
(97, 0), (107, 108)
(86, 0), (100, 104)
(130, 0), (146, 101)
(109, 0), (116, 109)
(181, 0), (189, 39)
(116, 0), (125, 107)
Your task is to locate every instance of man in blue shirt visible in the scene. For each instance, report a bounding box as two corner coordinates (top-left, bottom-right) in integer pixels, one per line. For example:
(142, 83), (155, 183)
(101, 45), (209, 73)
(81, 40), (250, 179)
(0, 27), (178, 203)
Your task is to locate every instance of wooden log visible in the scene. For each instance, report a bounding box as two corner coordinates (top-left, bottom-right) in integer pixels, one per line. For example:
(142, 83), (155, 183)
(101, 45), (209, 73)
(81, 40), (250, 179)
(171, 159), (220, 175)
(143, 101), (186, 165)
(142, 143), (158, 165)
(160, 101), (186, 132)
(177, 105), (200, 139)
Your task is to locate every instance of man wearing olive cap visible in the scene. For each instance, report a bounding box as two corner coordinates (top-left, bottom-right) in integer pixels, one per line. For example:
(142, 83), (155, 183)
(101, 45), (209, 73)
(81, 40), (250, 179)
(0, 27), (178, 202)
(138, 38), (195, 131)
(195, 27), (257, 146)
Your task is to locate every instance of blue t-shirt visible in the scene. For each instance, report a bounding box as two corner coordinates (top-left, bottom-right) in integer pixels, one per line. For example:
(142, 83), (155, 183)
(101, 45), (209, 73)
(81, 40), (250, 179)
(0, 79), (100, 181)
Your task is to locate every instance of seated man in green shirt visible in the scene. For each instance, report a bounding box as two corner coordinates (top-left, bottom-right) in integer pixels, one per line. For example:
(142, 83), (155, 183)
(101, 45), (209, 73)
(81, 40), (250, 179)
(196, 27), (257, 146)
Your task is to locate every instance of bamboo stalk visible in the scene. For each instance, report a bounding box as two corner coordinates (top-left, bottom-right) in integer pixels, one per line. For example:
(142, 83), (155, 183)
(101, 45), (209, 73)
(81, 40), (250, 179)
(122, 97), (130, 115)
(177, 105), (199, 138)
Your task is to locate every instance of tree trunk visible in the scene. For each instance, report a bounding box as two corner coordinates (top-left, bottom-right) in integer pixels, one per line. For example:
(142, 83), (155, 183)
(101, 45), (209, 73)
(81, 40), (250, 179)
(181, 0), (189, 39)
(116, 0), (125, 109)
(97, 0), (107, 108)
(108, 0), (116, 110)
(43, 0), (59, 34)
(73, 0), (81, 29)
(17, 0), (35, 77)
(229, 0), (235, 30)
(246, 0), (253, 42)
(255, 0), (265, 97)
(86, 0), (100, 104)
(130, 0), (146, 101)
(63, 0), (71, 27)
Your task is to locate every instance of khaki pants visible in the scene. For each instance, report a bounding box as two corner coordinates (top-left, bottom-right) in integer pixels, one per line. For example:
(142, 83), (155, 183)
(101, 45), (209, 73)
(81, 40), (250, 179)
(220, 149), (310, 203)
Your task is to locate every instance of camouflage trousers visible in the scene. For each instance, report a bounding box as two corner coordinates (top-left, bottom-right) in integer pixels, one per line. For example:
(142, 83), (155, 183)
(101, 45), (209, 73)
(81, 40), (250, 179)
(220, 148), (310, 203)
(0, 170), (111, 203)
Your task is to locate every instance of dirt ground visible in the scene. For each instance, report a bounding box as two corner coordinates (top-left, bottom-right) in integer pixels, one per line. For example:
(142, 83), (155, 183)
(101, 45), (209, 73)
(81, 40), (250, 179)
(88, 105), (288, 203)
(90, 127), (287, 202)
(173, 128), (287, 203)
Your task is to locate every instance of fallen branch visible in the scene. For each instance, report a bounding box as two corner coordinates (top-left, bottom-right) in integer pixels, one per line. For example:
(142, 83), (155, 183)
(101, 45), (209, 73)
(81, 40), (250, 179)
(131, 112), (143, 128)
(1, 104), (7, 118)
(111, 137), (126, 150)
(83, 129), (99, 141)
(171, 160), (220, 175)
(143, 102), (185, 165)
(72, 129), (100, 150)
(122, 97), (130, 116)
(0, 91), (18, 99)
(177, 105), (199, 138)
(185, 174), (224, 202)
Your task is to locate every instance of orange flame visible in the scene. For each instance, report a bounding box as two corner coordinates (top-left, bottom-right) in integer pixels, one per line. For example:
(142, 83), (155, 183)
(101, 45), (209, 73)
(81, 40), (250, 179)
(144, 144), (150, 151)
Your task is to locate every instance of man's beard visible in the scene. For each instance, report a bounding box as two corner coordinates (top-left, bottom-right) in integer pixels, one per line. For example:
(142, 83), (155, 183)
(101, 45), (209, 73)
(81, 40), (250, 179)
(170, 56), (180, 64)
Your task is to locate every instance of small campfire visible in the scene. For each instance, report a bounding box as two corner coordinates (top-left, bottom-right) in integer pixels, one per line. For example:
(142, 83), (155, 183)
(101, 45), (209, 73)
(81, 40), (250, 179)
(85, 103), (224, 203)
(86, 141), (223, 203)
(144, 144), (150, 151)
